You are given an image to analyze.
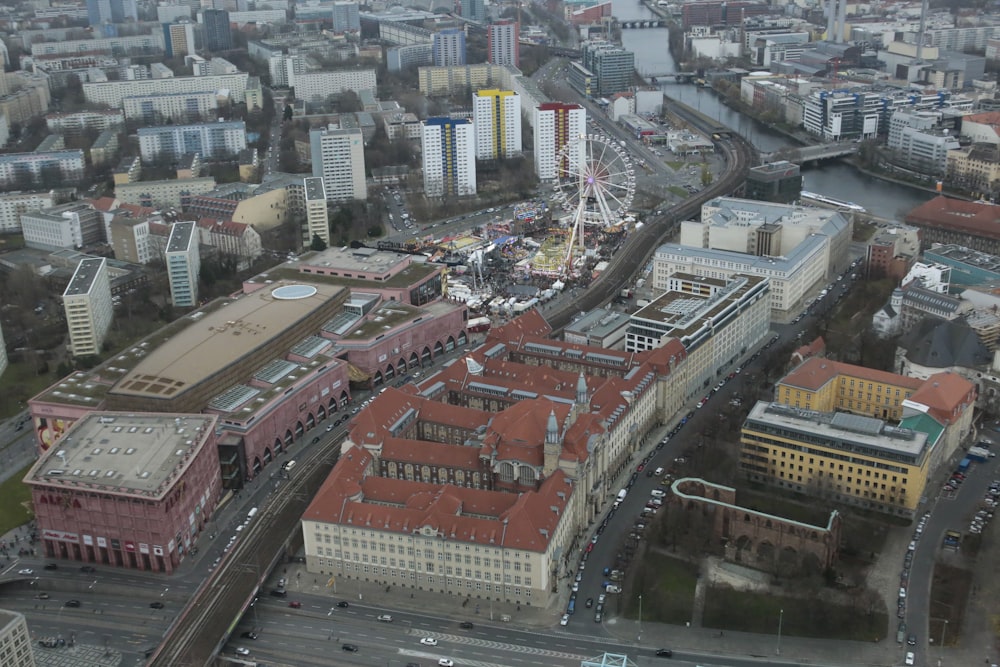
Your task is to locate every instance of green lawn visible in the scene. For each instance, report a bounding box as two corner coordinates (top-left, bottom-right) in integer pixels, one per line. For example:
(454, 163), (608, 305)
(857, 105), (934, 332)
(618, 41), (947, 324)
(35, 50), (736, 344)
(668, 186), (690, 198)
(0, 361), (59, 419)
(622, 554), (699, 624)
(665, 160), (686, 170)
(0, 463), (34, 535)
(702, 587), (887, 641)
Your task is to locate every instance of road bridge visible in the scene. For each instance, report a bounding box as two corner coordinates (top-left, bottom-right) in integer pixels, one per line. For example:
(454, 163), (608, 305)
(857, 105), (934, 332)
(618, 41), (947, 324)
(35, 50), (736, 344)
(761, 142), (858, 164)
(619, 19), (666, 28)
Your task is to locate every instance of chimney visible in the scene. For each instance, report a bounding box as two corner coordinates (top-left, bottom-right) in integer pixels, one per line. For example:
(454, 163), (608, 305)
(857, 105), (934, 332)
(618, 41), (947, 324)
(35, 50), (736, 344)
(836, 0), (847, 44)
(826, 0), (837, 42)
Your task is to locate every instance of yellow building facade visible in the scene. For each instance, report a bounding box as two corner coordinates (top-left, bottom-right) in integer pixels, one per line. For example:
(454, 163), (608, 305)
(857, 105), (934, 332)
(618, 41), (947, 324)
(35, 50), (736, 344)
(775, 360), (922, 421)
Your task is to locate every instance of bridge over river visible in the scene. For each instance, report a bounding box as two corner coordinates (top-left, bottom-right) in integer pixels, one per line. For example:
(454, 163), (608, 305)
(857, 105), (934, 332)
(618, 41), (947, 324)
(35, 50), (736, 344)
(761, 142), (859, 164)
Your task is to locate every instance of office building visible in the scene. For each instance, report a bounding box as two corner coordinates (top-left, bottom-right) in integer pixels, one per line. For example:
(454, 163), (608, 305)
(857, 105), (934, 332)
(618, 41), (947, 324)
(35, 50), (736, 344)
(487, 20), (519, 67)
(740, 358), (975, 516)
(303, 176), (329, 247)
(163, 21), (196, 57)
(744, 161), (802, 204)
(923, 244), (1000, 289)
(87, 0), (137, 26)
(63, 257), (114, 357)
(26, 413), (221, 574)
(0, 610), (33, 667)
(472, 89), (521, 161)
(946, 143), (1000, 200)
(463, 0), (485, 22)
(309, 126), (367, 202)
(887, 109), (959, 178)
(332, 1), (360, 33)
(432, 28), (466, 66)
(627, 273), (770, 399)
(21, 202), (104, 251)
(533, 102), (585, 181)
(166, 221), (200, 307)
(202, 9), (233, 51)
(679, 196), (852, 273)
(581, 41), (635, 96)
(138, 121), (248, 162)
(422, 117), (476, 197)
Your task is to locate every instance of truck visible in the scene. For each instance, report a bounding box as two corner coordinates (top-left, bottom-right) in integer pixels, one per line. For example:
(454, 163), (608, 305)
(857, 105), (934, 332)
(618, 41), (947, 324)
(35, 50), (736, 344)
(968, 447), (990, 463)
(616, 489), (628, 502)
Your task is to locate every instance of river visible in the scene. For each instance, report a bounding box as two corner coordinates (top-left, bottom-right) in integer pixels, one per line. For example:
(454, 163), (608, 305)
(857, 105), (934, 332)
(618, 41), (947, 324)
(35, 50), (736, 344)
(610, 0), (934, 220)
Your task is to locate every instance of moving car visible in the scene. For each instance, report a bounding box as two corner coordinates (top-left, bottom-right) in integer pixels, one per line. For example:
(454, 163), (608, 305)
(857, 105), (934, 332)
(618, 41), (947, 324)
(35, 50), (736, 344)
(438, 660), (455, 667)
(150, 601), (164, 609)
(342, 644), (359, 652)
(377, 614), (393, 622)
(288, 601), (302, 608)
(459, 621), (474, 629)
(17, 568), (33, 575)
(904, 652), (915, 666)
(64, 600), (81, 608)
(655, 648), (673, 657)
(420, 637), (438, 646)
(240, 631), (258, 640)
(235, 647), (251, 656)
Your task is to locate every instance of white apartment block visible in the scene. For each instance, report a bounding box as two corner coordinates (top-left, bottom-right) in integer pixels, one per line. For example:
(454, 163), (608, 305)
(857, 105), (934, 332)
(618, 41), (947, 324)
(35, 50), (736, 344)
(309, 126), (367, 202)
(0, 610), (33, 667)
(30, 33), (165, 57)
(157, 3), (192, 22)
(115, 177), (217, 208)
(421, 118), (476, 197)
(0, 190), (55, 233)
(0, 151), (85, 187)
(269, 53), (305, 87)
(293, 69), (377, 103)
(166, 221), (200, 307)
(303, 176), (329, 246)
(63, 257), (114, 358)
(46, 109), (125, 136)
(472, 89), (521, 160)
(83, 72), (249, 107)
(138, 120), (248, 162)
(532, 102), (585, 181)
(229, 9), (288, 24)
(123, 91), (220, 123)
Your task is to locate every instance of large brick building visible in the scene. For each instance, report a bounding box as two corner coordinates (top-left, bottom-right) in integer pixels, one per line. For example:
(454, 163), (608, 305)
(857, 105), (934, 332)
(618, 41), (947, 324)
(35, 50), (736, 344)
(905, 196), (1000, 254)
(26, 413), (221, 573)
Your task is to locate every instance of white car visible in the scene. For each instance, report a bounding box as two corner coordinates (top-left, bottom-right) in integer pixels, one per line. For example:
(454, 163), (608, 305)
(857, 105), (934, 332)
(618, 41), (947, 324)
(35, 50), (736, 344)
(905, 651), (915, 665)
(377, 614), (393, 622)
(17, 569), (33, 575)
(560, 614), (569, 626)
(420, 637), (438, 646)
(235, 647), (251, 656)
(899, 587), (906, 599)
(438, 660), (455, 667)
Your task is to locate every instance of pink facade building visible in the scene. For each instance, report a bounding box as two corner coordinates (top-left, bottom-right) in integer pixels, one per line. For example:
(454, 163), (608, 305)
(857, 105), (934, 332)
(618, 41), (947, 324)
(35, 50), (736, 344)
(26, 413), (221, 573)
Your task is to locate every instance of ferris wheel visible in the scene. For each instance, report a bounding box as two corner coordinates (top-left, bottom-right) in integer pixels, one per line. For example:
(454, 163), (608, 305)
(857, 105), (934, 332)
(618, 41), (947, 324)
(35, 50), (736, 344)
(554, 133), (636, 272)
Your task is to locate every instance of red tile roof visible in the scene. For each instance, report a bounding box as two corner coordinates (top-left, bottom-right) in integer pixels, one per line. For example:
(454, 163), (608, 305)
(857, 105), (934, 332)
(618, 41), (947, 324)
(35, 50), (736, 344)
(381, 436), (482, 468)
(907, 371), (976, 425)
(89, 196), (119, 212)
(780, 357), (923, 392)
(488, 310), (552, 340)
(905, 196), (1000, 240)
(483, 399), (572, 466)
(304, 446), (573, 552)
(196, 218), (250, 236)
(964, 111), (1000, 130)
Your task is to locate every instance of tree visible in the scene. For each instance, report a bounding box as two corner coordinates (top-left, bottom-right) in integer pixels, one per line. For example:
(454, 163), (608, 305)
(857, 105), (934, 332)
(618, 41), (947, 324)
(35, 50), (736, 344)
(283, 104), (293, 122)
(310, 234), (327, 251)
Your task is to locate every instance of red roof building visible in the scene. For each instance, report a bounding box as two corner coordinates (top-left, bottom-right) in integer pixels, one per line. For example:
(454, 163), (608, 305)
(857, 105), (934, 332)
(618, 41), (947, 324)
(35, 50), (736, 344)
(302, 312), (693, 607)
(905, 196), (1000, 255)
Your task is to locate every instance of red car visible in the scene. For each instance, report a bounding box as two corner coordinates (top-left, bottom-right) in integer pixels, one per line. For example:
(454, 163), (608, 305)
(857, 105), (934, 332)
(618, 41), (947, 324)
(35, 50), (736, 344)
(288, 601), (302, 609)
(636, 464), (645, 472)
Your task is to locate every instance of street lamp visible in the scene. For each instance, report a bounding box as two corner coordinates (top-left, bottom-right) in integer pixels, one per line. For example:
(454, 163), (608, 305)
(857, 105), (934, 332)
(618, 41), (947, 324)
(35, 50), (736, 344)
(638, 594), (643, 642)
(940, 619), (948, 647)
(777, 608), (784, 655)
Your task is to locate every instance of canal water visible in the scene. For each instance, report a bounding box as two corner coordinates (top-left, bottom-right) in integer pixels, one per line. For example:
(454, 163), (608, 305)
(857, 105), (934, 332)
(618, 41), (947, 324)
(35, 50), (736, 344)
(611, 0), (935, 219)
